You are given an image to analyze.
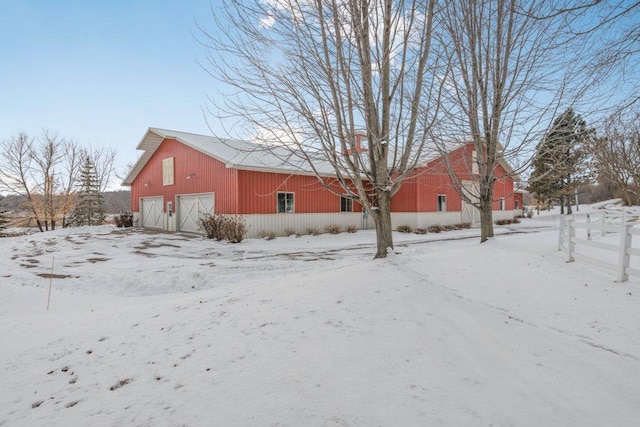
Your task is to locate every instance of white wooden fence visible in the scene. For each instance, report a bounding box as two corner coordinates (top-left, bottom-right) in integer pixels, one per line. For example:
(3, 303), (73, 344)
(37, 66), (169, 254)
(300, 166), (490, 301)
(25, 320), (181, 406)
(558, 212), (640, 282)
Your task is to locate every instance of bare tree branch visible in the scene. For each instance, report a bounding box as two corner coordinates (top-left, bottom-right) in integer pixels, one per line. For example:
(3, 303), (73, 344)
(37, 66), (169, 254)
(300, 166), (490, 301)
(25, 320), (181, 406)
(199, 0), (443, 258)
(0, 131), (114, 231)
(431, 0), (583, 242)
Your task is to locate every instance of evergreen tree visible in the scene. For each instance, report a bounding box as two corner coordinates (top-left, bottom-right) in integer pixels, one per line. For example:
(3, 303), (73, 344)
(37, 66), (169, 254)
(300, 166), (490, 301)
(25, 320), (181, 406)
(528, 109), (591, 214)
(528, 145), (556, 212)
(69, 156), (105, 226)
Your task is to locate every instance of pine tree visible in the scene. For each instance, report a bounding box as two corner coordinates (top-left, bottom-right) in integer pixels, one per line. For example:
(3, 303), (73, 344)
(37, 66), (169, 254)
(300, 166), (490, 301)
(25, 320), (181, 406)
(528, 144), (557, 212)
(528, 109), (591, 213)
(69, 156), (105, 226)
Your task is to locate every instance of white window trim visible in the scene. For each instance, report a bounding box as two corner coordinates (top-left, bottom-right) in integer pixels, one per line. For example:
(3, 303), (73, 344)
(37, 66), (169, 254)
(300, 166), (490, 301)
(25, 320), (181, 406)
(437, 194), (447, 212)
(471, 150), (479, 175)
(340, 196), (353, 212)
(277, 192), (295, 213)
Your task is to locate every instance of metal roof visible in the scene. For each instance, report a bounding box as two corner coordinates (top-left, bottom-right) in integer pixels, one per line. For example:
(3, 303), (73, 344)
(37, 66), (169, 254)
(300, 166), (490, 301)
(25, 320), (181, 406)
(122, 127), (335, 185)
(122, 127), (521, 185)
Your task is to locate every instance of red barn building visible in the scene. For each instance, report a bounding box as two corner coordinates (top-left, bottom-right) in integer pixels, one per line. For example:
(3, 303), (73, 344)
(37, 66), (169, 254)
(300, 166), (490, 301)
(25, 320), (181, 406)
(391, 142), (521, 229)
(123, 128), (520, 237)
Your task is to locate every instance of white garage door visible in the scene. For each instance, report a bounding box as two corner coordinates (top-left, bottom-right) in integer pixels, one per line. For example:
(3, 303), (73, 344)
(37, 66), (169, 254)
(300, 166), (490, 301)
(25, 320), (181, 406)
(177, 193), (215, 233)
(141, 197), (164, 229)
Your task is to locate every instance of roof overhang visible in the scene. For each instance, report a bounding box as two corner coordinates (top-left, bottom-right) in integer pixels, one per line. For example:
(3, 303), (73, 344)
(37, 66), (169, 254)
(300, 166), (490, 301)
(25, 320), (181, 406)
(497, 157), (521, 182)
(122, 128), (161, 186)
(122, 128), (233, 186)
(122, 129), (522, 186)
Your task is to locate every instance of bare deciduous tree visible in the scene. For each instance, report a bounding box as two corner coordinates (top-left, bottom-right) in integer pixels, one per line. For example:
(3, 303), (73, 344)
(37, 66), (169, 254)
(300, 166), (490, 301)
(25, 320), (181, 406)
(590, 108), (640, 205)
(58, 138), (83, 227)
(200, 0), (443, 258)
(0, 131), (81, 231)
(431, 0), (580, 242)
(551, 1), (640, 109)
(83, 145), (117, 192)
(0, 132), (40, 228)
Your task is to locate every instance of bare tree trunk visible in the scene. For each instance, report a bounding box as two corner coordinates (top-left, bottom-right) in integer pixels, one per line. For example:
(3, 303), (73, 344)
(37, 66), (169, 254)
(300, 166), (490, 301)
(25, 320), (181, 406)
(200, 0), (441, 258)
(479, 188), (494, 243)
(372, 190), (394, 258)
(433, 0), (582, 243)
(0, 133), (44, 229)
(590, 108), (640, 207)
(480, 211), (493, 243)
(0, 131), (92, 232)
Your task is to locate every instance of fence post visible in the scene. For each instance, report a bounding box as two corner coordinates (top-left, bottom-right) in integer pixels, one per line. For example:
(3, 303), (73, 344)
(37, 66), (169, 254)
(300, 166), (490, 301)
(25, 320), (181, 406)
(587, 213), (591, 241)
(558, 216), (565, 251)
(616, 224), (632, 283)
(601, 211), (606, 237)
(566, 216), (575, 263)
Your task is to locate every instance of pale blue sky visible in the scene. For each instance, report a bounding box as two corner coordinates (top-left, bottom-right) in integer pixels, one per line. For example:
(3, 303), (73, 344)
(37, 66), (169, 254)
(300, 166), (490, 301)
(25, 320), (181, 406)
(0, 0), (221, 186)
(1, 1), (637, 190)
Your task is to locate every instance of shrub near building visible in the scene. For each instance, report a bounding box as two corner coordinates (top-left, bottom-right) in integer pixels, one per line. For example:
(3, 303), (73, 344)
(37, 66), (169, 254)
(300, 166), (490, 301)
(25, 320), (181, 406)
(200, 214), (247, 243)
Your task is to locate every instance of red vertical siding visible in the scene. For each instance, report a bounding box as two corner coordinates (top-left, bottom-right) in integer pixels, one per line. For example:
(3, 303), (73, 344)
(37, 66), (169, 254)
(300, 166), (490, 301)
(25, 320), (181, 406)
(392, 170), (463, 212)
(392, 144), (518, 213)
(130, 137), (517, 216)
(492, 161), (515, 210)
(514, 192), (523, 209)
(390, 180), (416, 211)
(131, 138), (364, 215)
(130, 138), (238, 213)
(237, 170), (361, 214)
(393, 145), (473, 213)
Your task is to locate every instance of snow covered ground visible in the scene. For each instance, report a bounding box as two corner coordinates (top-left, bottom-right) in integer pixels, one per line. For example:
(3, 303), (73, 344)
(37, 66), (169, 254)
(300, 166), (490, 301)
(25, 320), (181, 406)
(1, 207), (639, 426)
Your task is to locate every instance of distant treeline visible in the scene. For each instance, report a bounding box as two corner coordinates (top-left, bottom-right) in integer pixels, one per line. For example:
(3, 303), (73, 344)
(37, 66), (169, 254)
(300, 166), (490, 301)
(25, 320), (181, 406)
(1, 191), (130, 214)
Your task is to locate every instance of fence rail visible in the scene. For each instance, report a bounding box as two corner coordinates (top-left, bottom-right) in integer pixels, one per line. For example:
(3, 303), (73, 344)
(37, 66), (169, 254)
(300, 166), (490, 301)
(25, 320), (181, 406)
(558, 212), (639, 282)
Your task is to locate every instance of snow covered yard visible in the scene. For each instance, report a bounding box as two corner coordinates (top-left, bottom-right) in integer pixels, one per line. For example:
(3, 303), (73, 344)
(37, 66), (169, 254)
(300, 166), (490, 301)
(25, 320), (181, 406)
(1, 218), (639, 426)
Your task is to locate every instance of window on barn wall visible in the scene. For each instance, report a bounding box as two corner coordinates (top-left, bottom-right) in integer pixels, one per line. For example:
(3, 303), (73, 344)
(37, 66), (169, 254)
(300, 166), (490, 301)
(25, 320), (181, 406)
(340, 196), (353, 212)
(471, 150), (478, 175)
(277, 192), (294, 213)
(437, 195), (447, 212)
(500, 197), (505, 211)
(162, 157), (174, 186)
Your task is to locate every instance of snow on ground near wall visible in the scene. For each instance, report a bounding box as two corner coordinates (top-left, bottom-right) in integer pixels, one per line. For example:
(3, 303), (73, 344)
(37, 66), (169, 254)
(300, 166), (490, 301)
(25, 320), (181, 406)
(1, 213), (639, 426)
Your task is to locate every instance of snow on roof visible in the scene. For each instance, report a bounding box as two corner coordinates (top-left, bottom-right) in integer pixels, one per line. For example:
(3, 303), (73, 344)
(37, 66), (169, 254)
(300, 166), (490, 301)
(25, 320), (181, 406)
(122, 127), (336, 185)
(122, 128), (521, 185)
